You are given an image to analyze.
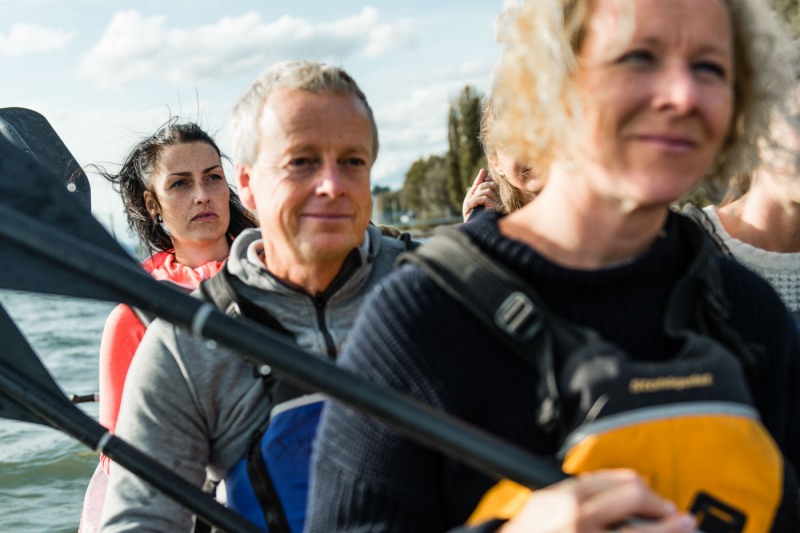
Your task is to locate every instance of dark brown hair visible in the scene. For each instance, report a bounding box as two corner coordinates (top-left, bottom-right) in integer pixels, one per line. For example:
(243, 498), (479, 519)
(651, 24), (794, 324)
(100, 119), (256, 256)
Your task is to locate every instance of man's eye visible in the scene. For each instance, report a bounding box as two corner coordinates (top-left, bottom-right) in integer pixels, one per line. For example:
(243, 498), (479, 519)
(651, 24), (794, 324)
(288, 157), (314, 168)
(345, 158), (366, 167)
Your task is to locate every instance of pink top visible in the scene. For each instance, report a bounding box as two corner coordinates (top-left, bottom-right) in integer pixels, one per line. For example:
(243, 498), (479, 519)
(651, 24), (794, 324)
(98, 250), (224, 474)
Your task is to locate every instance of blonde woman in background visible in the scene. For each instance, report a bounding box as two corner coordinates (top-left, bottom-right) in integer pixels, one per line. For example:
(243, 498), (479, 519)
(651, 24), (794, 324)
(696, 74), (800, 322)
(462, 98), (542, 221)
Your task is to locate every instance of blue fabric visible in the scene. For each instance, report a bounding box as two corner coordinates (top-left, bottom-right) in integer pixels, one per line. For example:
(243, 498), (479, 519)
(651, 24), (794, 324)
(226, 398), (324, 532)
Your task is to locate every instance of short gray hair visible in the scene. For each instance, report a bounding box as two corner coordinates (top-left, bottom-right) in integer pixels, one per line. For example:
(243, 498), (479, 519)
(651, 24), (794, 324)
(229, 60), (379, 165)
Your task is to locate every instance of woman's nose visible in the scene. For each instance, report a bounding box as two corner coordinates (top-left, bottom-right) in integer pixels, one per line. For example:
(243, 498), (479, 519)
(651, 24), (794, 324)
(194, 185), (211, 204)
(653, 64), (699, 114)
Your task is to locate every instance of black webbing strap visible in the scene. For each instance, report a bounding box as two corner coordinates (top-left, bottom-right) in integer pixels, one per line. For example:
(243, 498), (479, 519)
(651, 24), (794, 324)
(398, 226), (565, 430)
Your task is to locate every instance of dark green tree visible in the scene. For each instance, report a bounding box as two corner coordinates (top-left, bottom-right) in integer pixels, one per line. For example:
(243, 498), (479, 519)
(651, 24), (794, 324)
(446, 85), (484, 208)
(371, 184), (391, 196)
(446, 106), (462, 208)
(402, 155), (452, 220)
(403, 158), (426, 212)
(421, 155), (452, 219)
(457, 86), (484, 194)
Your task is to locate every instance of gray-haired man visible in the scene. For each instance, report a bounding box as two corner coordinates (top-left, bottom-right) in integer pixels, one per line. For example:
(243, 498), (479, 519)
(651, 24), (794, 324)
(101, 61), (408, 532)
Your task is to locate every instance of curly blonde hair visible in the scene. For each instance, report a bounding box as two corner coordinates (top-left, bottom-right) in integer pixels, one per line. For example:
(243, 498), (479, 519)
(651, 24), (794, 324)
(490, 0), (795, 185)
(721, 42), (800, 204)
(479, 97), (537, 213)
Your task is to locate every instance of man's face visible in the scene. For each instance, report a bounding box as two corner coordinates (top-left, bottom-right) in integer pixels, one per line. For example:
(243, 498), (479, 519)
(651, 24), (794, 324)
(237, 89), (374, 276)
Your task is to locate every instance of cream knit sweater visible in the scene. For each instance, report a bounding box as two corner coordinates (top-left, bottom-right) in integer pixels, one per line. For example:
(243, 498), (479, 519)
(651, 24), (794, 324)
(703, 205), (800, 313)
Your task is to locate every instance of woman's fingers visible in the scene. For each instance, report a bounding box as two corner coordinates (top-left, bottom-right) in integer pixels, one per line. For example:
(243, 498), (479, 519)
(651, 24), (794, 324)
(469, 168), (489, 193)
(473, 182), (501, 209)
(577, 471), (693, 532)
(500, 470), (692, 533)
(463, 169), (490, 220)
(621, 514), (697, 533)
(463, 171), (502, 220)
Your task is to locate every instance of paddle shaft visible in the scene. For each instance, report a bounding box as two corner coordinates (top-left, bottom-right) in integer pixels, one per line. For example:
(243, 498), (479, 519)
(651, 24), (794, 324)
(0, 360), (261, 533)
(0, 205), (567, 490)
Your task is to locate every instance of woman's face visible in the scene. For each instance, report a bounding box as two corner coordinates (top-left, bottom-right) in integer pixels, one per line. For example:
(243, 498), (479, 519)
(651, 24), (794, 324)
(144, 141), (231, 253)
(495, 148), (543, 195)
(572, 0), (734, 209)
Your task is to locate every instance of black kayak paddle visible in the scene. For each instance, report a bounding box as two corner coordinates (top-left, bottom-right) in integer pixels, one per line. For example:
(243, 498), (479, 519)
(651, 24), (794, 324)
(0, 133), (566, 491)
(0, 107), (90, 211)
(0, 302), (262, 533)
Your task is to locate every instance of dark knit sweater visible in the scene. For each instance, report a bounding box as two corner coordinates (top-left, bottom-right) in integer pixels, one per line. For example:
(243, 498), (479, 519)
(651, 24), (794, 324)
(306, 211), (800, 533)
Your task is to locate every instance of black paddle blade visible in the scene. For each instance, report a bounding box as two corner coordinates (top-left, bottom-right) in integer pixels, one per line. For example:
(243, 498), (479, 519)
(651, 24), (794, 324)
(0, 107), (90, 211)
(0, 306), (261, 532)
(0, 303), (66, 425)
(0, 137), (136, 301)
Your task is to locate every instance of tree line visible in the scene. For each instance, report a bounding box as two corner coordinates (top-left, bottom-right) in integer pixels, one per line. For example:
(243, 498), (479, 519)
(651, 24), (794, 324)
(373, 85), (485, 226)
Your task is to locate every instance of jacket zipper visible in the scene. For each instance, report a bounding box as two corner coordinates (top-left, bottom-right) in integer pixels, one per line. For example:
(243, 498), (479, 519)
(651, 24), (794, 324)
(312, 292), (337, 358)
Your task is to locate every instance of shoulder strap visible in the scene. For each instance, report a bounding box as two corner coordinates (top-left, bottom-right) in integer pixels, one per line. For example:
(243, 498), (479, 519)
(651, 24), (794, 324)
(398, 226), (567, 429)
(400, 226), (544, 343)
(199, 270), (311, 531)
(399, 231), (419, 251)
(198, 268), (293, 338)
(674, 215), (759, 378)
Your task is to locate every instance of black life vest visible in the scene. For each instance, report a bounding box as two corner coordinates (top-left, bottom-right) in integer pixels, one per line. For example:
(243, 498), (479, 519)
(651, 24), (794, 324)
(400, 217), (799, 533)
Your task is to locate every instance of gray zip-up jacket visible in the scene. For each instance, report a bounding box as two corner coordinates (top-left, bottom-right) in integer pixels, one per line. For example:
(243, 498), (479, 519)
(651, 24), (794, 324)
(100, 226), (409, 532)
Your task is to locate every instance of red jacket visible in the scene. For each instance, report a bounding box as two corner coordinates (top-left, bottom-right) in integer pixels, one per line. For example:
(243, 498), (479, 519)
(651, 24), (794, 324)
(98, 251), (224, 474)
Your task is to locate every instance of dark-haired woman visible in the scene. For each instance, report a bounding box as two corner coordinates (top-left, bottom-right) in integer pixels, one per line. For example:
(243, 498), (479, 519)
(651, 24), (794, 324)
(79, 121), (256, 532)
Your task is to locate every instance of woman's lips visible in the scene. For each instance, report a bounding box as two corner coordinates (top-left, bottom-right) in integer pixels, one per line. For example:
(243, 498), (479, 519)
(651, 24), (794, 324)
(192, 211), (218, 222)
(635, 134), (696, 151)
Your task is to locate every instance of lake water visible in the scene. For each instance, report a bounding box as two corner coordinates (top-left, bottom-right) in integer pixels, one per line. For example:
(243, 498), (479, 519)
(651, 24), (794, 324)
(0, 289), (113, 532)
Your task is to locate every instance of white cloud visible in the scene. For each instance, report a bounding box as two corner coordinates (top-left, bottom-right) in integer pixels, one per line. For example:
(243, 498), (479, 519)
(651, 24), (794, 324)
(370, 59), (494, 187)
(79, 8), (416, 87)
(0, 23), (74, 56)
(362, 19), (414, 59)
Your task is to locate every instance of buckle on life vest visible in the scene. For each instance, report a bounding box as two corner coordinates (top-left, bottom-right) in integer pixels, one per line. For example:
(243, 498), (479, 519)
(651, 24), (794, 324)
(494, 291), (541, 341)
(690, 491), (746, 533)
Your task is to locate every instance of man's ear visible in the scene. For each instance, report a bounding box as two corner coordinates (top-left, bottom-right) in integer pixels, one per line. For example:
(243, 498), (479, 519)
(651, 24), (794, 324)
(236, 164), (257, 211)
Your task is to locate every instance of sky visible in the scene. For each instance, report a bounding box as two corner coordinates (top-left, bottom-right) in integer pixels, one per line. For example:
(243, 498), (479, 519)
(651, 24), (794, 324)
(1, 0), (505, 238)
